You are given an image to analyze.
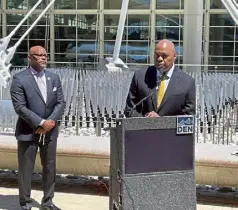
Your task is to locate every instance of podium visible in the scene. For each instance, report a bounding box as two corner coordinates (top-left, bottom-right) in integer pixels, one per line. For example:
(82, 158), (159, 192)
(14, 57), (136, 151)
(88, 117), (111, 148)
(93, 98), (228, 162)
(109, 116), (196, 210)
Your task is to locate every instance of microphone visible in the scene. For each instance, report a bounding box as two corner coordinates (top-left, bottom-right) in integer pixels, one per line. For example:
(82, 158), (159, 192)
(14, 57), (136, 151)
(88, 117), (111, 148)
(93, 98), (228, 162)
(128, 86), (159, 117)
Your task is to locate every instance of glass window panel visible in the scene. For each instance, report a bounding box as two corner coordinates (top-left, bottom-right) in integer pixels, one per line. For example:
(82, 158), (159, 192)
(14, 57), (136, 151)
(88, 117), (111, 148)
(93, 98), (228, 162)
(209, 42), (234, 56)
(208, 56), (233, 72)
(8, 40), (28, 53)
(29, 40), (50, 51)
(55, 53), (74, 62)
(156, 0), (183, 9)
(7, 14), (27, 26)
(104, 0), (150, 9)
(54, 15), (98, 40)
(54, 0), (76, 9)
(7, 26), (28, 38)
(104, 41), (127, 55)
(104, 27), (123, 40)
(127, 15), (150, 40)
(127, 27), (150, 41)
(11, 53), (28, 67)
(210, 0), (226, 9)
(175, 55), (183, 64)
(29, 26), (49, 39)
(77, 41), (98, 54)
(156, 14), (183, 27)
(127, 42), (150, 64)
(128, 15), (149, 26)
(54, 14), (77, 26)
(235, 43), (238, 56)
(78, 15), (98, 40)
(55, 26), (76, 39)
(77, 0), (99, 9)
(127, 55), (150, 63)
(55, 0), (99, 10)
(7, 0), (44, 9)
(210, 14), (235, 26)
(0, 14), (1, 38)
(235, 57), (238, 72)
(155, 27), (182, 41)
(57, 41), (98, 63)
(127, 41), (149, 55)
(174, 42), (183, 56)
(210, 27), (235, 41)
(28, 14), (49, 26)
(104, 15), (119, 27)
(55, 41), (76, 55)
(128, 0), (150, 9)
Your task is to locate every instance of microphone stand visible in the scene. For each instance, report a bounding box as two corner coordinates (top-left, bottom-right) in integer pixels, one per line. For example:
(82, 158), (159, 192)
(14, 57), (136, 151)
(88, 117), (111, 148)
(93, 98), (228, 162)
(128, 86), (159, 117)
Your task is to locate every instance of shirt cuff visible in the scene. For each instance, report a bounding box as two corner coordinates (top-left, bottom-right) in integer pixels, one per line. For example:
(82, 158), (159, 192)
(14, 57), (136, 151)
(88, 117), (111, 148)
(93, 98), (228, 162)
(39, 119), (46, 126)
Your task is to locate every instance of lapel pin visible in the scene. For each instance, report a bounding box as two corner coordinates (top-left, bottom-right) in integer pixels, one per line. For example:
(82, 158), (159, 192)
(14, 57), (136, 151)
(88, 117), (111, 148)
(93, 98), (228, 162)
(47, 77), (50, 80)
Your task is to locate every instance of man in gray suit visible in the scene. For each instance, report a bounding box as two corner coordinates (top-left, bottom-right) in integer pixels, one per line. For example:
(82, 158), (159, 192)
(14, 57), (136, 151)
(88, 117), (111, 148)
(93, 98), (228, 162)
(124, 39), (195, 117)
(10, 46), (65, 210)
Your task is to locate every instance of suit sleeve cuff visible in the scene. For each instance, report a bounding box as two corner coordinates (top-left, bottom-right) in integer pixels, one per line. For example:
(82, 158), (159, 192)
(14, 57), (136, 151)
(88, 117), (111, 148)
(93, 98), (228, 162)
(39, 119), (46, 126)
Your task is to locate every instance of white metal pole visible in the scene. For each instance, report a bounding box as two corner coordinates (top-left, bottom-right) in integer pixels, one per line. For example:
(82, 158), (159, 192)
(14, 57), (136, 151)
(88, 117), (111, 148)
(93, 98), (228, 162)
(4, 0), (55, 65)
(221, 0), (238, 25)
(112, 0), (129, 62)
(15, 0), (55, 48)
(0, 0), (44, 52)
(9, 0), (44, 38)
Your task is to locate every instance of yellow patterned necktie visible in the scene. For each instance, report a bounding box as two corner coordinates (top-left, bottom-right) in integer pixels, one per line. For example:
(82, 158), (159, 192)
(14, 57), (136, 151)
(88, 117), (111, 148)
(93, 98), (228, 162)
(157, 73), (166, 108)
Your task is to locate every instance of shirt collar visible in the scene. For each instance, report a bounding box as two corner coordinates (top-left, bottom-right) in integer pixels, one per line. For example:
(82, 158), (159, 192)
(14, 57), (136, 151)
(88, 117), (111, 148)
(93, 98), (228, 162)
(157, 63), (175, 79)
(30, 66), (45, 76)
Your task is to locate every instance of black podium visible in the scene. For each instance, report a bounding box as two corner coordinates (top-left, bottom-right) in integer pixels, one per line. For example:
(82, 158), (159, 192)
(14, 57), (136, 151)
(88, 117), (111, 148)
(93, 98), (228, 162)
(109, 116), (196, 210)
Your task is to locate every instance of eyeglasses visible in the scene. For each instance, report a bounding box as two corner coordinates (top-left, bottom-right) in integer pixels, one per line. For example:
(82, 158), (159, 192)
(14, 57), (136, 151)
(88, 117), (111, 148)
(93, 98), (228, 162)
(30, 54), (49, 59)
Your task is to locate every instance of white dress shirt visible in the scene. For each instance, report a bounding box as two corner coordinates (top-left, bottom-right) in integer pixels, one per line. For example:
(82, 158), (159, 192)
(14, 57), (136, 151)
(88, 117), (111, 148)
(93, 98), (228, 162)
(157, 63), (175, 93)
(30, 67), (47, 126)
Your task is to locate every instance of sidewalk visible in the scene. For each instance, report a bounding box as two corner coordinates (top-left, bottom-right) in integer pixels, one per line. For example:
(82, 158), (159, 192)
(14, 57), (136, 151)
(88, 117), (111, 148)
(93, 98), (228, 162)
(0, 185), (238, 210)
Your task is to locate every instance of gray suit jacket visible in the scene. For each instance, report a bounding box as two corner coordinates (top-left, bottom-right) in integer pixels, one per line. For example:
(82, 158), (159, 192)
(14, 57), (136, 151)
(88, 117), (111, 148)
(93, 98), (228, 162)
(124, 66), (196, 117)
(10, 68), (66, 141)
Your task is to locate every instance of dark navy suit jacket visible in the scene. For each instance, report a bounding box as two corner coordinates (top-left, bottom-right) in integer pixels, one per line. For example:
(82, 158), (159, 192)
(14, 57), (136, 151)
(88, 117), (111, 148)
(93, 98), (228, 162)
(10, 68), (66, 141)
(124, 66), (196, 117)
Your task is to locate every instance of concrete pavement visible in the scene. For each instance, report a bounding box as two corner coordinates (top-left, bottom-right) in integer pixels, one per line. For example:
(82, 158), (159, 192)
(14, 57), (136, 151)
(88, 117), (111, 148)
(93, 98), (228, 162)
(0, 186), (238, 210)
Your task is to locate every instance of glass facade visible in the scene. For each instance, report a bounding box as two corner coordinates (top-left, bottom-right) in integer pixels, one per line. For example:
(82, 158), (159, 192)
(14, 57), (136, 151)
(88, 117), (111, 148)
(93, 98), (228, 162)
(1, 0), (238, 72)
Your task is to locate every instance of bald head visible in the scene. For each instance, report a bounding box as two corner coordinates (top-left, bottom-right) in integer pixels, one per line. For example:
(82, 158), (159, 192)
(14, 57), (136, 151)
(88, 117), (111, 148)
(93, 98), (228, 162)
(28, 45), (47, 72)
(154, 39), (176, 72)
(29, 45), (45, 55)
(156, 39), (176, 54)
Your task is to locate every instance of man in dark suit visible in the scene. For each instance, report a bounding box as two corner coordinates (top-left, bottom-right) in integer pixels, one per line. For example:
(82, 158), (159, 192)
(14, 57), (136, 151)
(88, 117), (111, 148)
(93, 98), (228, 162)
(124, 39), (195, 117)
(10, 46), (65, 210)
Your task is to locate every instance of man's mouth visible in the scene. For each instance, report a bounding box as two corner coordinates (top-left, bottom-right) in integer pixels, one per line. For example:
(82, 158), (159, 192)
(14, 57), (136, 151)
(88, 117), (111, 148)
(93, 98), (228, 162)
(157, 63), (165, 68)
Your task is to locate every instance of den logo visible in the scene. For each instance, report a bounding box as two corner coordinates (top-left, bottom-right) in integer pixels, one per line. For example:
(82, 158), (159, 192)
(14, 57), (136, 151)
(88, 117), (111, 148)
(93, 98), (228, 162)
(176, 115), (194, 134)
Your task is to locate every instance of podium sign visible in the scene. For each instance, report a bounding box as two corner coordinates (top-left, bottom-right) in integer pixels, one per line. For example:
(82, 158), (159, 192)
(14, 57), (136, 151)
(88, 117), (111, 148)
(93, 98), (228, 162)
(109, 116), (196, 210)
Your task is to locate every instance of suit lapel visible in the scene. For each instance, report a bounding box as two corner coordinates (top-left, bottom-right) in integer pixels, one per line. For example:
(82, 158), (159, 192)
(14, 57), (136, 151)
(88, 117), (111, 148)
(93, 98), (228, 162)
(157, 67), (182, 112)
(45, 71), (52, 105)
(26, 68), (45, 103)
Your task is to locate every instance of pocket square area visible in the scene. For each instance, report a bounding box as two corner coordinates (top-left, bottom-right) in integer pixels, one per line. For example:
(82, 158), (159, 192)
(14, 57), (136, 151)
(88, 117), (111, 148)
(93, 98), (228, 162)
(53, 87), (57, 91)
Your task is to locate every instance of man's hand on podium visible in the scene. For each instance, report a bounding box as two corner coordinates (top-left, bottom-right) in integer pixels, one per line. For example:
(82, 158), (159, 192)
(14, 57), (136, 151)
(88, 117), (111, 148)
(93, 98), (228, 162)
(145, 111), (159, 118)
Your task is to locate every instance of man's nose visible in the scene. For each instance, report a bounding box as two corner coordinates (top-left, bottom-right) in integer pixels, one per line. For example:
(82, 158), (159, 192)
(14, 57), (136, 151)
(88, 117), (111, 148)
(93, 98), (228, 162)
(157, 56), (163, 62)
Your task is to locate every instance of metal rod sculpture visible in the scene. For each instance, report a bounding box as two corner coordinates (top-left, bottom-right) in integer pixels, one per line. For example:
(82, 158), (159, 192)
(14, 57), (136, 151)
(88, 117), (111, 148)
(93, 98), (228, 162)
(1, 68), (238, 145)
(0, 0), (55, 88)
(100, 0), (129, 71)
